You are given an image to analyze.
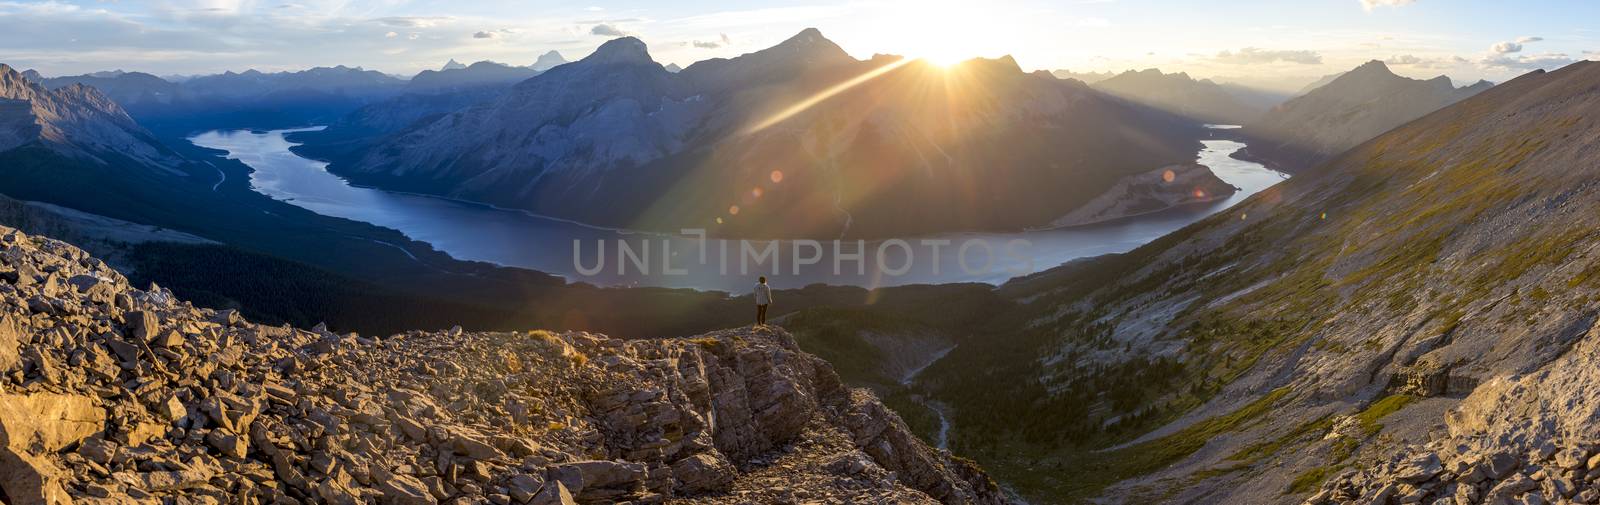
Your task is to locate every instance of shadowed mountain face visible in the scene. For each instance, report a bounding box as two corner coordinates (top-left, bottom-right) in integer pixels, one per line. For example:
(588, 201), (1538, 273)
(313, 29), (1203, 239)
(1237, 60), (1492, 172)
(1092, 68), (1268, 125)
(878, 60), (1600, 502)
(34, 66), (406, 136)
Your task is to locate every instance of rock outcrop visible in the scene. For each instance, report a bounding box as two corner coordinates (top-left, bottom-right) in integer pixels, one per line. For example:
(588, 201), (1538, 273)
(0, 224), (1008, 504)
(1046, 163), (1237, 228)
(1308, 321), (1600, 505)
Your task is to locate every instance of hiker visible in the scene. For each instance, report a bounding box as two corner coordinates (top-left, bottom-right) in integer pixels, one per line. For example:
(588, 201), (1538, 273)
(755, 276), (772, 326)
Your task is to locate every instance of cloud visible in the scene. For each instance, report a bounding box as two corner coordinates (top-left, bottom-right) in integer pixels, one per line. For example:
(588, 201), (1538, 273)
(1479, 53), (1575, 71)
(590, 23), (626, 37)
(1491, 41), (1523, 54)
(1213, 47), (1323, 65)
(1360, 0), (1415, 11)
(374, 16), (450, 28)
(1384, 54), (1467, 69)
(473, 31), (496, 39)
(692, 33), (732, 49)
(1493, 36), (1545, 54)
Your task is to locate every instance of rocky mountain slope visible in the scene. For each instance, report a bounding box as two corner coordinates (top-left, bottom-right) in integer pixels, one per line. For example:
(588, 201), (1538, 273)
(0, 223), (1009, 504)
(312, 29), (1203, 239)
(844, 60), (1600, 503)
(1092, 69), (1267, 125)
(1237, 60), (1491, 173)
(0, 64), (180, 169)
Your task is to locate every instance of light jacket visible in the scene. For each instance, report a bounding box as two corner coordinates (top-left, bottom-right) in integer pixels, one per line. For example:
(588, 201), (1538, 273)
(754, 283), (772, 305)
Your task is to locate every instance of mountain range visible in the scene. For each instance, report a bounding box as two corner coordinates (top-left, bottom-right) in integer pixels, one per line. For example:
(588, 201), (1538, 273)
(297, 29), (1206, 239)
(1090, 68), (1268, 125)
(1236, 60), (1493, 172)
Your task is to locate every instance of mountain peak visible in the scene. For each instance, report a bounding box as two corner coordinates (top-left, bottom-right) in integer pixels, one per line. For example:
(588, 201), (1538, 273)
(442, 59), (467, 71)
(531, 50), (568, 71)
(1350, 59), (1395, 76)
(0, 63), (35, 97)
(584, 37), (654, 65)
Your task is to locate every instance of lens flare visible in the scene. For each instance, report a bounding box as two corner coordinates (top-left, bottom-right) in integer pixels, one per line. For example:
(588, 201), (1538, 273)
(770, 170), (784, 183)
(728, 205), (740, 216)
(1161, 169), (1176, 183)
(740, 57), (914, 136)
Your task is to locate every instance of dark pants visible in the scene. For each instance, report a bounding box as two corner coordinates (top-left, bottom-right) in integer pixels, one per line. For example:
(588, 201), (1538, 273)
(757, 304), (769, 325)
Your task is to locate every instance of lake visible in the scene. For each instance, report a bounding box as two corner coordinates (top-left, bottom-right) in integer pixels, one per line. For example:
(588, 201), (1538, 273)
(189, 127), (1287, 292)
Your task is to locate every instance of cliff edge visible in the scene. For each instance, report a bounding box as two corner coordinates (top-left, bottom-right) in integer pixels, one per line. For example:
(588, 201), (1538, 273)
(0, 224), (1008, 505)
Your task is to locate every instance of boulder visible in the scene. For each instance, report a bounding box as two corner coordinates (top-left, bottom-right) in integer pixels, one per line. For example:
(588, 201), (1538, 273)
(671, 453), (736, 494)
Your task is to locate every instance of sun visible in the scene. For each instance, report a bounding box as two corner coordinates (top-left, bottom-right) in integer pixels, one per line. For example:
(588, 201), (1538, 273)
(890, 1), (996, 67)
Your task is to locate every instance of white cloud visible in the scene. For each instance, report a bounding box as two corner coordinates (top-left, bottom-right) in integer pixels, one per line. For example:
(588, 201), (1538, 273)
(1516, 36), (1543, 43)
(1213, 47), (1323, 65)
(692, 33), (731, 49)
(1492, 41), (1523, 54)
(1384, 54), (1467, 69)
(473, 31), (496, 39)
(590, 23), (627, 37)
(1360, 0), (1416, 12)
(1479, 52), (1574, 71)
(374, 16), (451, 28)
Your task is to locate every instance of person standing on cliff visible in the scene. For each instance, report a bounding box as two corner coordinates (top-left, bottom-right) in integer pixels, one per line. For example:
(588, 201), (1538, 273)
(754, 276), (772, 327)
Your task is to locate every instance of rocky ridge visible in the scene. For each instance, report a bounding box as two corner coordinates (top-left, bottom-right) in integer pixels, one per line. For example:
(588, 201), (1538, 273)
(0, 224), (1007, 505)
(1308, 321), (1600, 505)
(0, 64), (180, 169)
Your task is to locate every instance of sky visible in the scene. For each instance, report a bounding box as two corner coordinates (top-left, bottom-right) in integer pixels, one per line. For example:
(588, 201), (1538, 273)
(2, 0), (1596, 91)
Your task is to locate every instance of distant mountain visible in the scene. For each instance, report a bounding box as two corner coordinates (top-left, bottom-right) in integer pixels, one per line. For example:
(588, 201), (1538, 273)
(19, 69), (43, 83)
(0, 64), (180, 168)
(1294, 70), (1345, 97)
(37, 65), (404, 135)
(1092, 68), (1267, 125)
(1216, 82), (1292, 115)
(1051, 69), (1114, 84)
(37, 70), (183, 107)
(1237, 60), (1491, 172)
(664, 63), (683, 73)
(325, 29), (1204, 238)
(530, 50), (568, 71)
(181, 65), (402, 98)
(441, 59), (468, 71)
(406, 61), (540, 94)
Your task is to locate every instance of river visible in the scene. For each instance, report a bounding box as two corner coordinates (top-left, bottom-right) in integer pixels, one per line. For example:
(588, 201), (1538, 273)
(189, 126), (1286, 292)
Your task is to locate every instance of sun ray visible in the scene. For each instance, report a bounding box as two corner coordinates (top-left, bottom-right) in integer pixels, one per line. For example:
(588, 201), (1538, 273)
(739, 57), (915, 137)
